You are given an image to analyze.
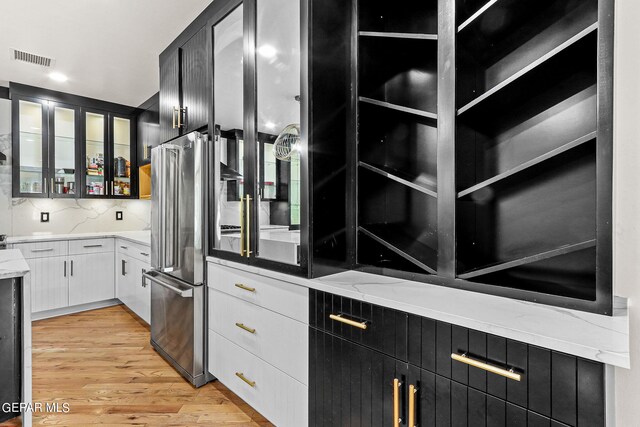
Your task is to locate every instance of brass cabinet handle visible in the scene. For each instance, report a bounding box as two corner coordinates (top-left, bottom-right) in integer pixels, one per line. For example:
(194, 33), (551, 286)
(240, 195), (246, 256)
(393, 378), (401, 427)
(408, 384), (417, 427)
(245, 195), (252, 256)
(329, 314), (368, 330)
(451, 353), (522, 381)
(50, 178), (54, 194)
(235, 372), (256, 387)
(235, 322), (256, 334)
(235, 283), (256, 293)
(179, 107), (186, 128)
(172, 107), (177, 129)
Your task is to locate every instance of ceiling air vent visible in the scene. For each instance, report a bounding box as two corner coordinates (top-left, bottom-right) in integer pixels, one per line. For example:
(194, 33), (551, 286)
(9, 48), (55, 67)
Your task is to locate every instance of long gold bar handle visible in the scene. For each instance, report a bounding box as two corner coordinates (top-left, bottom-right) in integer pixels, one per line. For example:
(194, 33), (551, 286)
(235, 322), (256, 334)
(239, 195), (245, 256)
(235, 283), (256, 293)
(451, 353), (522, 382)
(329, 314), (368, 330)
(393, 378), (401, 427)
(245, 195), (252, 256)
(172, 107), (177, 129)
(408, 384), (417, 427)
(235, 372), (256, 387)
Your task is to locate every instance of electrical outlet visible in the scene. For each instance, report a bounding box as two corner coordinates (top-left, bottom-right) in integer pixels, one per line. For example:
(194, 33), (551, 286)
(116, 211), (123, 221)
(40, 212), (49, 223)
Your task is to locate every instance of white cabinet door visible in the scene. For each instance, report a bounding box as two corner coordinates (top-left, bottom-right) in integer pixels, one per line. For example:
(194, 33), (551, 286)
(27, 256), (69, 313)
(69, 253), (115, 306)
(116, 253), (134, 308)
(129, 258), (151, 324)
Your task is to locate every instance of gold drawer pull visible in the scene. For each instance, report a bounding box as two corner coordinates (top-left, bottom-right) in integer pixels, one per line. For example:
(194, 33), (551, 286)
(235, 372), (256, 387)
(451, 353), (522, 381)
(408, 384), (417, 427)
(235, 283), (256, 293)
(329, 314), (368, 330)
(235, 322), (256, 334)
(393, 378), (401, 427)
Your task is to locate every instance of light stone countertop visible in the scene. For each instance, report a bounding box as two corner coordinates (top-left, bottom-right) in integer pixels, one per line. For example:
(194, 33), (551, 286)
(0, 249), (30, 279)
(7, 230), (151, 246)
(207, 256), (631, 369)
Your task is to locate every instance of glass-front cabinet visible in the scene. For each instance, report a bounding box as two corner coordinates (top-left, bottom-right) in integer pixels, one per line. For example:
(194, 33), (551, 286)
(209, 0), (306, 273)
(13, 98), (80, 198)
(12, 89), (137, 199)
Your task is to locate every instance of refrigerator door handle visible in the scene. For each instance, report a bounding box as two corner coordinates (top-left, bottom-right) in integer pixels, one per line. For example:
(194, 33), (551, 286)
(143, 272), (193, 298)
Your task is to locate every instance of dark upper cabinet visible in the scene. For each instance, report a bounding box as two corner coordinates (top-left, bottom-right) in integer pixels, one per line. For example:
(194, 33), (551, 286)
(159, 50), (180, 143)
(159, 26), (208, 143)
(10, 83), (138, 199)
(136, 93), (160, 166)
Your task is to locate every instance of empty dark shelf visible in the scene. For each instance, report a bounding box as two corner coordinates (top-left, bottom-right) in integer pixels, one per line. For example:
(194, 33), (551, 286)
(359, 97), (437, 120)
(359, 31), (437, 40)
(359, 161), (437, 198)
(359, 225), (437, 274)
(458, 23), (597, 116)
(458, 239), (596, 280)
(458, 131), (596, 198)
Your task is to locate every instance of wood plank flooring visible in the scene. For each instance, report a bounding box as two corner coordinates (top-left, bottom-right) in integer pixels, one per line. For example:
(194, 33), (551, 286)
(1, 305), (274, 426)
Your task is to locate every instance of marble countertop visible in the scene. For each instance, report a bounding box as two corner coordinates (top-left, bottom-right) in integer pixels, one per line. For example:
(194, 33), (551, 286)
(207, 256), (631, 368)
(222, 229), (300, 244)
(0, 249), (30, 279)
(8, 230), (151, 246)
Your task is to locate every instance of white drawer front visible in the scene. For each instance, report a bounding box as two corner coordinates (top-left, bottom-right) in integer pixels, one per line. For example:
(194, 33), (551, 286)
(69, 238), (114, 255)
(116, 239), (151, 263)
(209, 331), (308, 427)
(208, 263), (308, 323)
(209, 289), (308, 385)
(14, 240), (68, 259)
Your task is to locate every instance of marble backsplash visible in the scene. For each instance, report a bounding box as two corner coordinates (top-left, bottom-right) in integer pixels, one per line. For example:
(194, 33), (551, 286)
(0, 98), (151, 237)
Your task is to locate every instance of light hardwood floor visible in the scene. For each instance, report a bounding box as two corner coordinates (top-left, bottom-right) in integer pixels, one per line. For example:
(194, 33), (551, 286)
(1, 305), (273, 426)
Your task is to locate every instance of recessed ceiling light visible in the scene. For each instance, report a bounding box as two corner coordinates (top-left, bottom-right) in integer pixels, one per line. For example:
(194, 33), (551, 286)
(257, 45), (277, 58)
(49, 72), (68, 82)
(265, 121), (276, 130)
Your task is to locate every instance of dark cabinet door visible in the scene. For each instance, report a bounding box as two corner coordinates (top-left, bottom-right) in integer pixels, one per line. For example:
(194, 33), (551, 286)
(181, 27), (209, 133)
(12, 96), (49, 198)
(136, 95), (159, 166)
(159, 50), (181, 143)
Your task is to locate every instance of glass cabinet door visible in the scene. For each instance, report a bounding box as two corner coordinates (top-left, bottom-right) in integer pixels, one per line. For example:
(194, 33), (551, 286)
(84, 111), (107, 196)
(50, 104), (79, 197)
(254, 0), (302, 266)
(16, 99), (47, 196)
(111, 116), (133, 197)
(211, 3), (247, 258)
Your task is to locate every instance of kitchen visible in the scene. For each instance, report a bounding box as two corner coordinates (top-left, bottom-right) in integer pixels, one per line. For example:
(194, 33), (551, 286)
(0, 0), (639, 426)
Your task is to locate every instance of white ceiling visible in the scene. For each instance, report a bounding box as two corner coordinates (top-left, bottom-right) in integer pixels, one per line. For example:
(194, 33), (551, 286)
(0, 0), (212, 107)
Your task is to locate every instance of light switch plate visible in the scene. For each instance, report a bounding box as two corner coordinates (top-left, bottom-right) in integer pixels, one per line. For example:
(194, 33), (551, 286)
(116, 211), (123, 221)
(40, 212), (49, 223)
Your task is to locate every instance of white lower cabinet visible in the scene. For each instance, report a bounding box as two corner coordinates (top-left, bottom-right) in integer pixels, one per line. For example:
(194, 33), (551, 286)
(116, 251), (151, 324)
(69, 252), (115, 306)
(210, 331), (308, 427)
(208, 262), (309, 427)
(27, 256), (69, 313)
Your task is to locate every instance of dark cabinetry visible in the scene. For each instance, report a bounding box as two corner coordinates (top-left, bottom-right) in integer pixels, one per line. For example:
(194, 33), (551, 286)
(309, 290), (606, 427)
(159, 26), (208, 143)
(351, 0), (614, 314)
(136, 93), (160, 166)
(11, 84), (138, 199)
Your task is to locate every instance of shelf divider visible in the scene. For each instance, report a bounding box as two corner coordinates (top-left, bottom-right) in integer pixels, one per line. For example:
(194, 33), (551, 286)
(457, 131), (597, 198)
(458, 239), (596, 279)
(359, 97), (438, 120)
(359, 31), (438, 40)
(457, 23), (598, 116)
(458, 0), (500, 32)
(359, 226), (437, 275)
(359, 161), (437, 198)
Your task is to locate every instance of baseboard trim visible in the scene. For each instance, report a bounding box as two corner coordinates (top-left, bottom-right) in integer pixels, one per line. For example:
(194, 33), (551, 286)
(32, 299), (122, 321)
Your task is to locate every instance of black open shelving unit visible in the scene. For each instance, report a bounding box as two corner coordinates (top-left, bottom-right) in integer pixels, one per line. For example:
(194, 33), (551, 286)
(355, 0), (440, 277)
(350, 0), (614, 314)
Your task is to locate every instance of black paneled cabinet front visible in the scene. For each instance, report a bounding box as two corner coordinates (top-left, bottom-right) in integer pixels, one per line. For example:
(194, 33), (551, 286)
(309, 290), (606, 427)
(159, 26), (209, 143)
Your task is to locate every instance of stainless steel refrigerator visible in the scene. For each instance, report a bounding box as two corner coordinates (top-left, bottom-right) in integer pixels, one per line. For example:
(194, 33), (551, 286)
(144, 131), (208, 387)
